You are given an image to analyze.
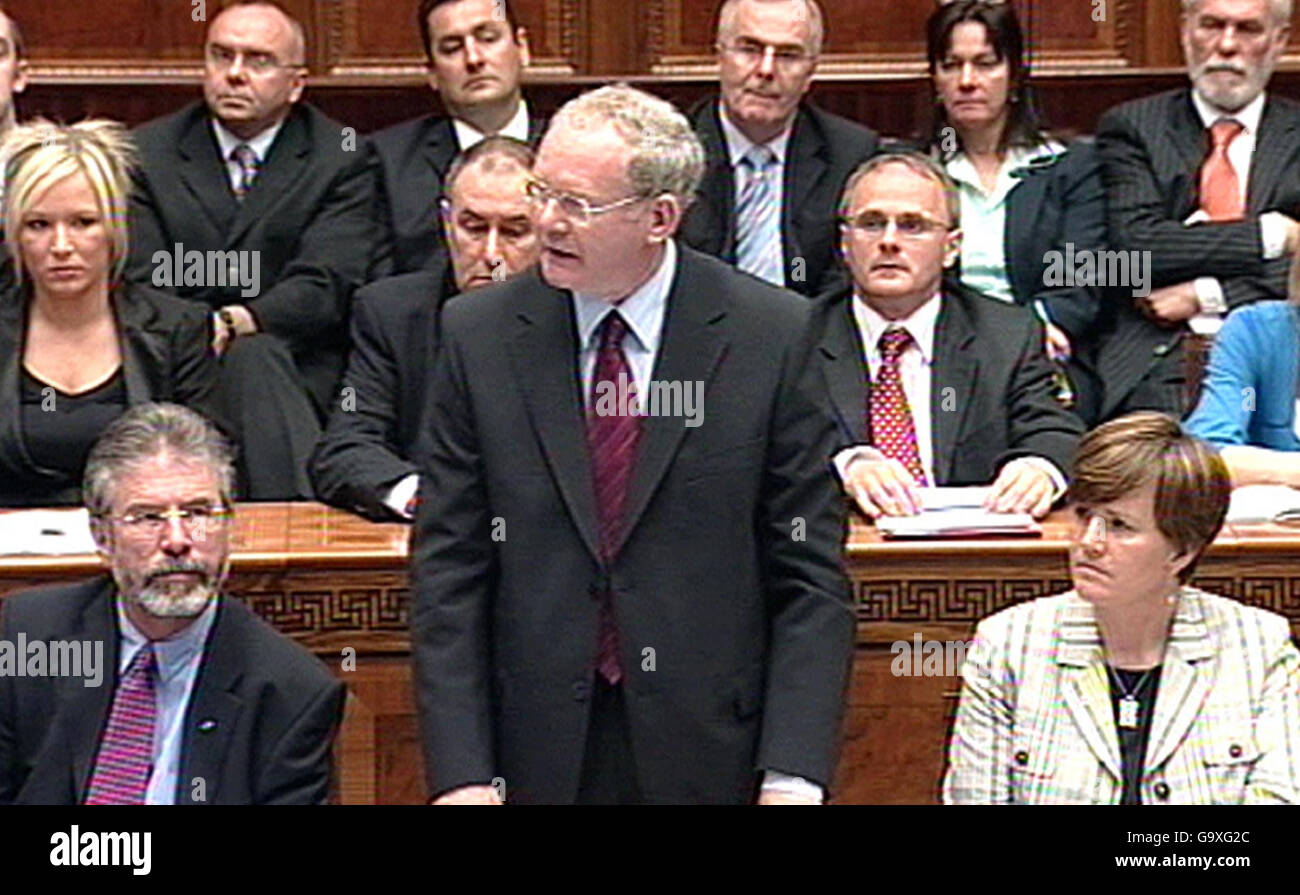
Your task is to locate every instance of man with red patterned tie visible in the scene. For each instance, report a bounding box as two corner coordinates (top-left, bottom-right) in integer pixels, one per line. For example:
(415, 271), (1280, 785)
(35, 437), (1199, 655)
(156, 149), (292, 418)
(815, 152), (1082, 520)
(411, 85), (854, 804)
(0, 403), (344, 805)
(1094, 0), (1300, 420)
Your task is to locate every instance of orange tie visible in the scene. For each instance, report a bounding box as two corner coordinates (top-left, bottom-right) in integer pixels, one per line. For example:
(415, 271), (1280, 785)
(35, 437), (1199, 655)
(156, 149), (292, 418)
(1199, 119), (1245, 221)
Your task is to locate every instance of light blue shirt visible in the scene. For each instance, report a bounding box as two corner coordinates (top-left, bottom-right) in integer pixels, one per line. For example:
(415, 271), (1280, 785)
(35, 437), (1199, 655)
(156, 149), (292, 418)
(573, 240), (676, 407)
(719, 103), (792, 286)
(114, 595), (218, 805)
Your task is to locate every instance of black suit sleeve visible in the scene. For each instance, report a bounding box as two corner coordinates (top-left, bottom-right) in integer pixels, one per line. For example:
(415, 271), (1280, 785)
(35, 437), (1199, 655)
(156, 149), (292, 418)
(255, 678), (346, 805)
(755, 310), (856, 790)
(1097, 107), (1266, 289)
(244, 153), (374, 349)
(999, 315), (1085, 476)
(309, 292), (417, 521)
(167, 300), (221, 419)
(126, 166), (171, 289)
(365, 138), (396, 282)
(409, 312), (499, 797)
(1031, 146), (1106, 340)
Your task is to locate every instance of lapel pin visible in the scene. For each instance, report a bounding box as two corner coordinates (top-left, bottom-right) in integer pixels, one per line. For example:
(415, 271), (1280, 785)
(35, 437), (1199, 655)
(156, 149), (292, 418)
(198, 718), (218, 732)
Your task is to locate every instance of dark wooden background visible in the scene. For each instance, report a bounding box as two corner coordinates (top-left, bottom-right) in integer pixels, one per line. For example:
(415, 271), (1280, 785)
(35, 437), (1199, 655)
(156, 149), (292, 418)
(9, 0), (1300, 137)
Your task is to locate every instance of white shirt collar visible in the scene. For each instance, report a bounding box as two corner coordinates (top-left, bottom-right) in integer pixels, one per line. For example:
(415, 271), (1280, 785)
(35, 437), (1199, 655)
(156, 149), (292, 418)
(574, 239), (677, 356)
(116, 592), (219, 683)
(852, 289), (943, 365)
(718, 101), (793, 167)
(1191, 89), (1266, 134)
(451, 100), (531, 151)
(211, 117), (284, 165)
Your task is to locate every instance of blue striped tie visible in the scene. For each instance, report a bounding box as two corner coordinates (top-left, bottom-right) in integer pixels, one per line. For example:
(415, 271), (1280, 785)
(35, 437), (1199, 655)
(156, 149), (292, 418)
(734, 145), (784, 286)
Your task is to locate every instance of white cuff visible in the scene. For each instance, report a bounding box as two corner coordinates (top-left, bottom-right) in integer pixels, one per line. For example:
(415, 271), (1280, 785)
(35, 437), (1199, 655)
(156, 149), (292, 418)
(1032, 300), (1053, 327)
(1002, 456), (1067, 500)
(383, 473), (420, 519)
(1260, 211), (1289, 261)
(760, 770), (824, 803)
(1193, 277), (1228, 315)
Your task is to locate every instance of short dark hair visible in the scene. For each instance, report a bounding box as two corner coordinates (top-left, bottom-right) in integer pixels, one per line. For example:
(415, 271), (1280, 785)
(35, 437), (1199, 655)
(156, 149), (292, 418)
(925, 0), (1045, 154)
(1066, 412), (1230, 584)
(443, 134), (534, 198)
(0, 8), (25, 61)
(419, 0), (518, 65)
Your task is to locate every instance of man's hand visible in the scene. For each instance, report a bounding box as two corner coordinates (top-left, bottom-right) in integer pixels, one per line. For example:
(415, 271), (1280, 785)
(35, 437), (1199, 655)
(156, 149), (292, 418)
(1044, 322), (1072, 363)
(1282, 214), (1300, 256)
(211, 311), (231, 356)
(1139, 282), (1199, 325)
(430, 785), (503, 805)
(220, 304), (259, 337)
(843, 456), (922, 518)
(984, 460), (1055, 519)
(758, 791), (820, 805)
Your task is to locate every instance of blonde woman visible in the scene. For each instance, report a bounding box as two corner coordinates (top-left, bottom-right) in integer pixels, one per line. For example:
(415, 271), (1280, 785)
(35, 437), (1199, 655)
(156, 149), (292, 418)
(0, 119), (217, 505)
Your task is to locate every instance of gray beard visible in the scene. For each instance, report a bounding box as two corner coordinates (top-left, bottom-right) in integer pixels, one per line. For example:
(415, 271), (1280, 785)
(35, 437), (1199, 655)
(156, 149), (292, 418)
(116, 559), (227, 619)
(1191, 64), (1271, 113)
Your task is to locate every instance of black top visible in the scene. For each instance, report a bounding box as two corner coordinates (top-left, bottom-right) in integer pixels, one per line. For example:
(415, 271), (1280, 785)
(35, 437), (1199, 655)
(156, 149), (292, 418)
(19, 367), (127, 491)
(1109, 665), (1163, 805)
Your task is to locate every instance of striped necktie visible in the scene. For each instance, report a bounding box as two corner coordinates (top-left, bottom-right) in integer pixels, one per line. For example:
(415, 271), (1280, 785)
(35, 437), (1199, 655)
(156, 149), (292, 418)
(85, 645), (157, 805)
(734, 144), (784, 286)
(231, 143), (261, 200)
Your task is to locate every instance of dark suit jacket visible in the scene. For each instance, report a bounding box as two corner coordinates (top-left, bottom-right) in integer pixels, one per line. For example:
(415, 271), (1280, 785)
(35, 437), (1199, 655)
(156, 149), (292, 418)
(1095, 89), (1300, 417)
(0, 576), (346, 804)
(309, 259), (457, 521)
(813, 279), (1083, 485)
(0, 282), (219, 507)
(367, 112), (546, 279)
(411, 246), (855, 804)
(126, 101), (375, 410)
(680, 100), (878, 298)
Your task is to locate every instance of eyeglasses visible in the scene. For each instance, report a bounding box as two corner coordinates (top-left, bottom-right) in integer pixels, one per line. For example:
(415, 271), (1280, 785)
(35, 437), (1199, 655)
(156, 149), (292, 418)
(841, 211), (952, 240)
(205, 44), (303, 75)
(717, 40), (815, 71)
(107, 504), (233, 540)
(524, 180), (650, 225)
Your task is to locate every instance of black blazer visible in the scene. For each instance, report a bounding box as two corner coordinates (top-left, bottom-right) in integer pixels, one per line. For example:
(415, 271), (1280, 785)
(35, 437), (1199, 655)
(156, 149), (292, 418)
(1095, 89), (1300, 417)
(680, 100), (879, 298)
(126, 101), (375, 410)
(812, 279), (1083, 485)
(411, 246), (855, 803)
(309, 259), (457, 521)
(0, 282), (219, 507)
(0, 576), (346, 805)
(367, 112), (547, 279)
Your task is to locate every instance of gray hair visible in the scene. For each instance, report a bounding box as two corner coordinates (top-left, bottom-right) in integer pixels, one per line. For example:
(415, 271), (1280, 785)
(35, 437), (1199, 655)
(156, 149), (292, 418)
(84, 403), (235, 517)
(838, 150), (961, 229)
(549, 84), (705, 202)
(717, 0), (825, 57)
(1180, 0), (1292, 23)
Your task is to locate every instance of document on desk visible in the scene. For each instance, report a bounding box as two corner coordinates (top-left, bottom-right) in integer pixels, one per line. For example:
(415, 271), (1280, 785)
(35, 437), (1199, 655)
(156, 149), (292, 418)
(1226, 485), (1300, 523)
(875, 487), (1041, 538)
(0, 509), (98, 555)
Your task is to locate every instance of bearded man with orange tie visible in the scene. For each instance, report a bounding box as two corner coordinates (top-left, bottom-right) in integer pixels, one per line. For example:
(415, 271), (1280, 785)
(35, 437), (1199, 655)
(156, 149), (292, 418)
(816, 151), (1082, 520)
(1094, 0), (1300, 419)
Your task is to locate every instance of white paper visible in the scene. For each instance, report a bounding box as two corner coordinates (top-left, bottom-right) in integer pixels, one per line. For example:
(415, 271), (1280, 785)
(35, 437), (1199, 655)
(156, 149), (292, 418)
(0, 509), (98, 555)
(1226, 485), (1300, 523)
(876, 507), (1038, 538)
(918, 487), (992, 511)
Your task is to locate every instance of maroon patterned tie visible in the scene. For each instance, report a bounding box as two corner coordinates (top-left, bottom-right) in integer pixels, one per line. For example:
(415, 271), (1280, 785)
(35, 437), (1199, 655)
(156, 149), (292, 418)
(586, 311), (641, 685)
(85, 645), (157, 804)
(869, 328), (928, 486)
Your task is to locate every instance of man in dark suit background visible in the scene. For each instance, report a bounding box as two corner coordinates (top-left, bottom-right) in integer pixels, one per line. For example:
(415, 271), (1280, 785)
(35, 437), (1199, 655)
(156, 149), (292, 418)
(0, 403), (345, 805)
(1095, 0), (1300, 419)
(412, 84), (854, 804)
(310, 136), (539, 521)
(126, 0), (374, 500)
(680, 0), (878, 298)
(368, 0), (543, 277)
(821, 152), (1082, 520)
(0, 7), (27, 148)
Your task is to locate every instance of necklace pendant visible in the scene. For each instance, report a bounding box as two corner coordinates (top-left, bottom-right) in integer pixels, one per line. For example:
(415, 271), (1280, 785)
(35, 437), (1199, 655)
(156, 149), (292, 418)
(1119, 695), (1140, 729)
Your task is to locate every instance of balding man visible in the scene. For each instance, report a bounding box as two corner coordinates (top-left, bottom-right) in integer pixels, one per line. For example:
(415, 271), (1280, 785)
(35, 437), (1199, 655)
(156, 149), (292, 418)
(310, 137), (539, 521)
(681, 0), (878, 298)
(368, 0), (544, 277)
(1095, 0), (1300, 420)
(127, 0), (374, 500)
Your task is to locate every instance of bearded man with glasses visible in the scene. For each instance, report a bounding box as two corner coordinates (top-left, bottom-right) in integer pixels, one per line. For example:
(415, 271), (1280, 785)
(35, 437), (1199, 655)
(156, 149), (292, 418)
(0, 402), (345, 805)
(680, 0), (879, 298)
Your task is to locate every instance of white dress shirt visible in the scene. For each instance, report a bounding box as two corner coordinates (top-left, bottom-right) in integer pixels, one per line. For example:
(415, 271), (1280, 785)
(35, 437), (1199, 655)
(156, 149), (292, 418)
(451, 100), (531, 151)
(718, 103), (792, 286)
(834, 291), (1066, 495)
(1186, 91), (1287, 331)
(211, 118), (284, 193)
